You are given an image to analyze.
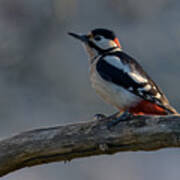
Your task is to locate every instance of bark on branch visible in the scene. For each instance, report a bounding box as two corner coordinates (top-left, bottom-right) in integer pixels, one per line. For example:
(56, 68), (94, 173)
(0, 114), (180, 177)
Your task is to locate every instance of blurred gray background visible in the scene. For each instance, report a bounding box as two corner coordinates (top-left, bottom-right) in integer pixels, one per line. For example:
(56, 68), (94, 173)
(1, 0), (180, 179)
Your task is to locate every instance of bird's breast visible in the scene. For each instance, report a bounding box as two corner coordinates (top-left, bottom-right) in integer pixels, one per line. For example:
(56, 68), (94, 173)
(89, 62), (141, 110)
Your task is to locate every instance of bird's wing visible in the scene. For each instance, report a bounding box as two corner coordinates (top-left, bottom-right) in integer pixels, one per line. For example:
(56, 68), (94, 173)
(96, 51), (176, 114)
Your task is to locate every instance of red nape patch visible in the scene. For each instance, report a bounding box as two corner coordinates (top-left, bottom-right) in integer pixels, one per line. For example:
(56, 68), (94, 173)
(129, 100), (167, 115)
(114, 38), (121, 48)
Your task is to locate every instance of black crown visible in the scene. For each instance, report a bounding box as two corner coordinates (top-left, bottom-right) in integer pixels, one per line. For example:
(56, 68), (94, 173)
(91, 28), (116, 40)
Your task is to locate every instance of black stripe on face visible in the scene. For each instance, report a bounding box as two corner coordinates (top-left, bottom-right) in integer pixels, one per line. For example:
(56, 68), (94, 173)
(88, 40), (118, 54)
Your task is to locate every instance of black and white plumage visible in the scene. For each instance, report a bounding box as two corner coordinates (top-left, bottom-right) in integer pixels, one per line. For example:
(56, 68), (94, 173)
(96, 51), (173, 112)
(69, 28), (177, 115)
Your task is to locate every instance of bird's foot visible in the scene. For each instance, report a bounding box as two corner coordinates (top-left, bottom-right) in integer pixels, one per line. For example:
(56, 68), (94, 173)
(107, 111), (133, 129)
(93, 113), (107, 121)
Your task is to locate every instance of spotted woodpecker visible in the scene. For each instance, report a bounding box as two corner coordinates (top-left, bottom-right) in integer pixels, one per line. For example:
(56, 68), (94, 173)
(68, 28), (177, 116)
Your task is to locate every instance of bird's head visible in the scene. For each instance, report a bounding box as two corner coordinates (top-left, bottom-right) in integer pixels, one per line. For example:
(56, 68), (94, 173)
(68, 28), (122, 60)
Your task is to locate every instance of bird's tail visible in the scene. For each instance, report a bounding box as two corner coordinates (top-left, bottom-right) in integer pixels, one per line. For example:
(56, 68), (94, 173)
(164, 104), (178, 115)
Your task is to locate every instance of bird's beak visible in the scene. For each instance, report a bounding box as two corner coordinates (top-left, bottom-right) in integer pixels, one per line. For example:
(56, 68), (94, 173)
(68, 32), (88, 43)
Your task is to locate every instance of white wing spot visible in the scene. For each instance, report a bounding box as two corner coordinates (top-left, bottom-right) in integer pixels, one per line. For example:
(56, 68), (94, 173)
(138, 91), (144, 96)
(129, 72), (148, 83)
(138, 84), (151, 91)
(104, 56), (130, 72)
(146, 95), (152, 100)
(143, 84), (151, 91)
(155, 93), (161, 99)
(128, 87), (133, 91)
(104, 56), (148, 84)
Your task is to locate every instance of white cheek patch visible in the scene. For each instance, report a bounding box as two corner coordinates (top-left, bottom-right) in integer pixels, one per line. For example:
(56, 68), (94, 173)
(92, 38), (117, 50)
(95, 40), (109, 49)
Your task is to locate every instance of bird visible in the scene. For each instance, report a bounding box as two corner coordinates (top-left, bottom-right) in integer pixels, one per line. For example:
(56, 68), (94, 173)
(68, 28), (178, 119)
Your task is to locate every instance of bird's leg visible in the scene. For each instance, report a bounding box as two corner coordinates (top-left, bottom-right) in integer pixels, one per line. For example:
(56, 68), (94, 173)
(107, 111), (133, 129)
(93, 111), (121, 121)
(93, 113), (107, 120)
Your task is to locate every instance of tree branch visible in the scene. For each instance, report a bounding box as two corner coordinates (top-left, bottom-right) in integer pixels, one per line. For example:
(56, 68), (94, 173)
(0, 114), (180, 177)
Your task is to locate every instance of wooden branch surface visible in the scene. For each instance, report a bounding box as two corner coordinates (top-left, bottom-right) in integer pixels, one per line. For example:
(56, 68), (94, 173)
(0, 114), (180, 177)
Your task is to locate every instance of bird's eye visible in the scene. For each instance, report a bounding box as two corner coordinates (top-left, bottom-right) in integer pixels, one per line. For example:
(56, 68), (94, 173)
(94, 36), (101, 41)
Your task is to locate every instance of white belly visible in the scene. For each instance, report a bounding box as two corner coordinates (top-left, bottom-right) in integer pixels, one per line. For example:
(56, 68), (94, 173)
(90, 65), (141, 110)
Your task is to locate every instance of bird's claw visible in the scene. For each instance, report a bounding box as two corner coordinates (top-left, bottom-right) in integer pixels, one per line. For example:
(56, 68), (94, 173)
(93, 113), (107, 121)
(107, 111), (132, 129)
